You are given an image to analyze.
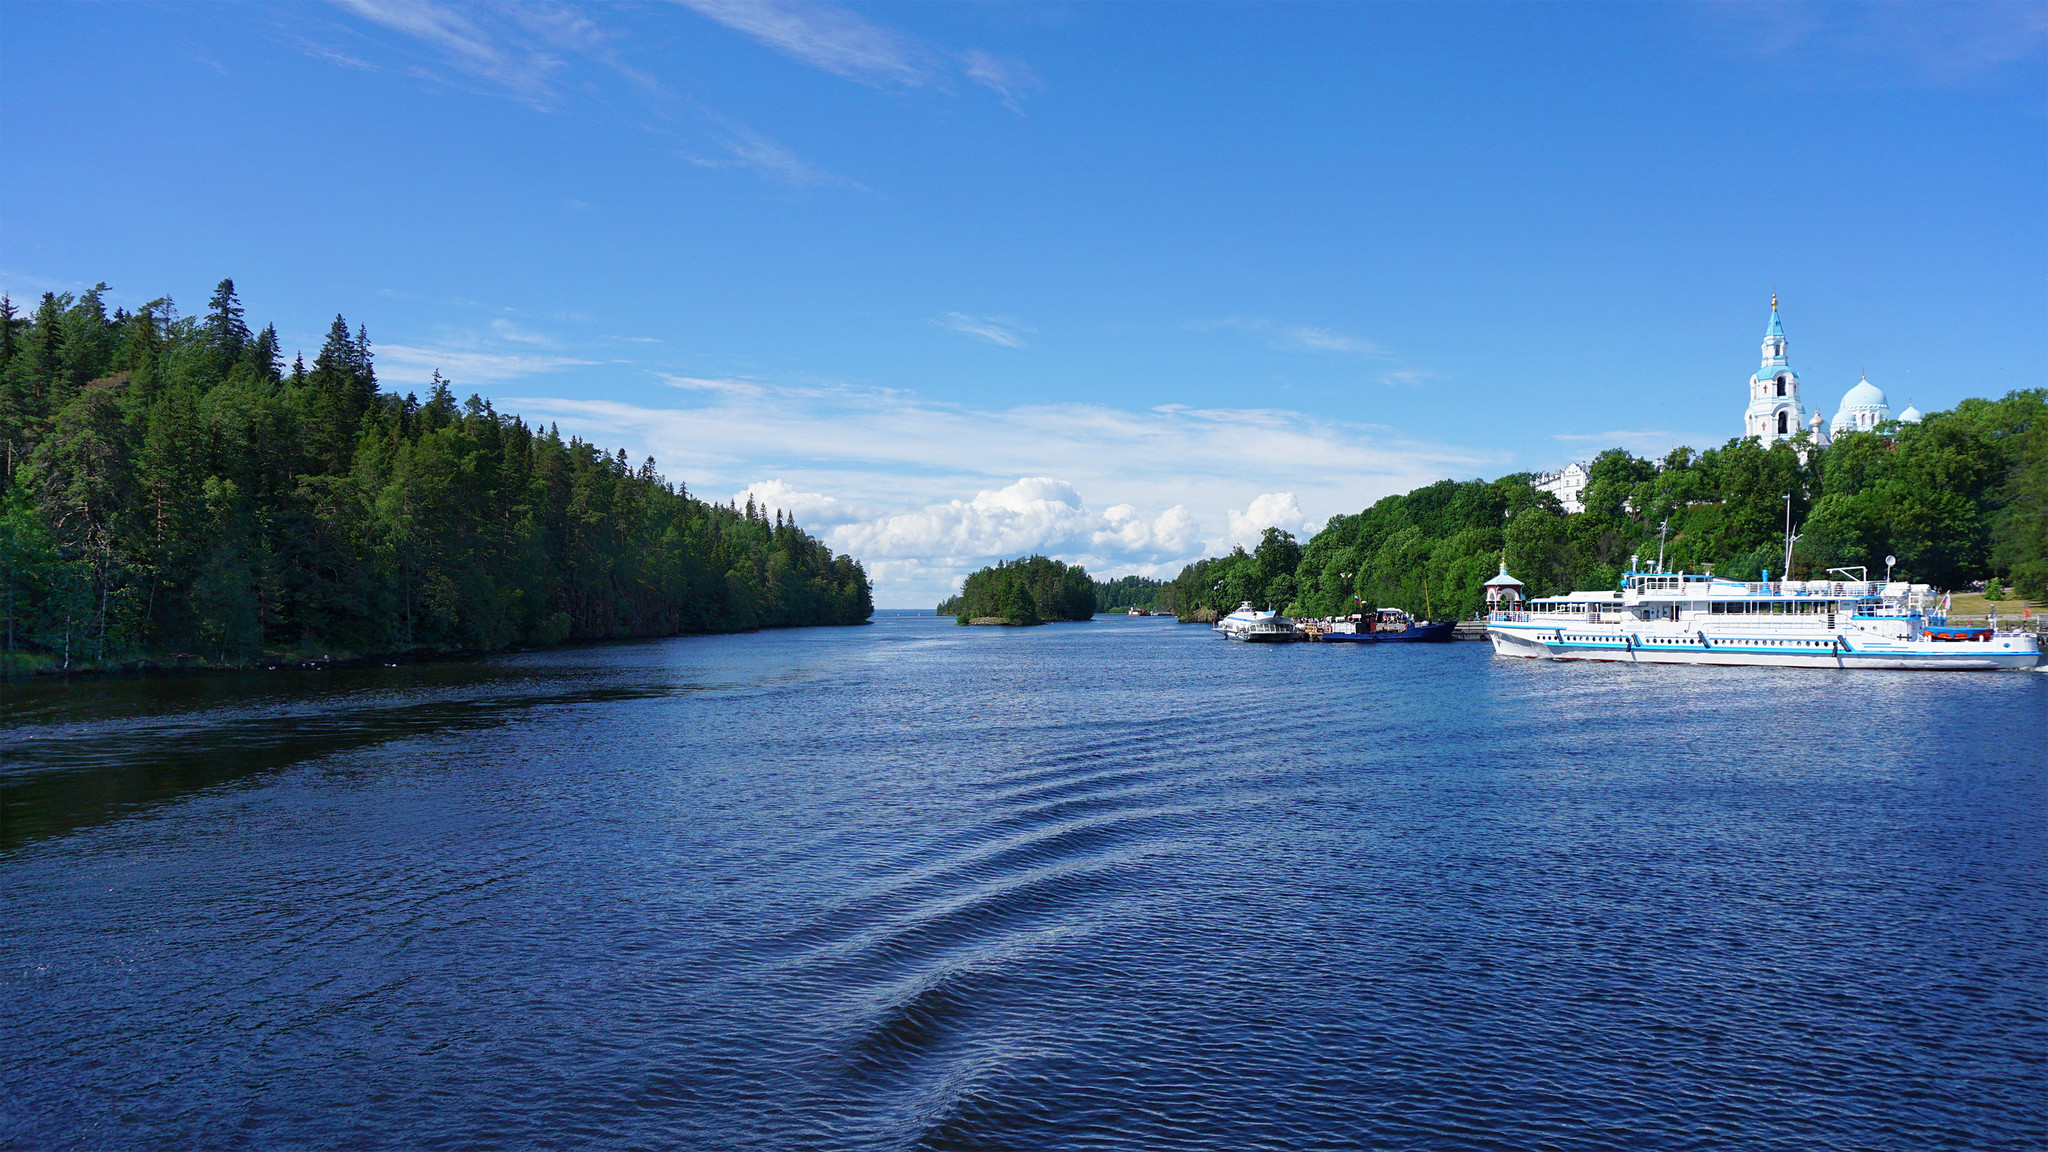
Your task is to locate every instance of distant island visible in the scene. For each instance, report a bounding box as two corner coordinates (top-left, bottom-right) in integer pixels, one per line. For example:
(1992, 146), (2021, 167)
(1163, 389), (2045, 624)
(0, 281), (874, 674)
(1093, 574), (1171, 614)
(937, 555), (1095, 625)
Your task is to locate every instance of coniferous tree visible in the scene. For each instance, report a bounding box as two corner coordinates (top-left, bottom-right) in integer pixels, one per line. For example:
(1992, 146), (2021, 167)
(204, 279), (250, 369)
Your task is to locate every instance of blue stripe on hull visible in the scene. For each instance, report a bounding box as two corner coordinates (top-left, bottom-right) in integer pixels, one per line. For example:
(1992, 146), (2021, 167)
(1487, 626), (2039, 671)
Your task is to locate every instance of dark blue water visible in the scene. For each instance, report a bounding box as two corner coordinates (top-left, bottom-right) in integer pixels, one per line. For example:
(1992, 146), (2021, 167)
(4, 614), (2044, 1149)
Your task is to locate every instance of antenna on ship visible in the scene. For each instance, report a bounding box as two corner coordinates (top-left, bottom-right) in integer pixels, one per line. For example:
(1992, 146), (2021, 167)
(1782, 493), (1802, 582)
(1656, 517), (1670, 574)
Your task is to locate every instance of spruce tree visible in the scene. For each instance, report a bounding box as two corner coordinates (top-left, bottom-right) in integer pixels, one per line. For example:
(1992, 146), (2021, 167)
(205, 278), (250, 368)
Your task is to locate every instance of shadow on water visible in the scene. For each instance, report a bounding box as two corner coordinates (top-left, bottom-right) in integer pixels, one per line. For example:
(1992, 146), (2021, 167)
(0, 667), (671, 852)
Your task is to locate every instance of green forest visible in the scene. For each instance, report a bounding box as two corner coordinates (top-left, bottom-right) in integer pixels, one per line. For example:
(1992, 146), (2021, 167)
(1168, 389), (2045, 623)
(0, 281), (873, 673)
(938, 555), (1096, 625)
(1092, 574), (1170, 613)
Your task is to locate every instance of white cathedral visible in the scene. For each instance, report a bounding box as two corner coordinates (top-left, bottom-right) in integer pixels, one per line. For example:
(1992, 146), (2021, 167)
(1744, 294), (1920, 447)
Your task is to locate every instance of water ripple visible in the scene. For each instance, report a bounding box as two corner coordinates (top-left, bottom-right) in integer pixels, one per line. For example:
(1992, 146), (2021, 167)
(2, 619), (2043, 1150)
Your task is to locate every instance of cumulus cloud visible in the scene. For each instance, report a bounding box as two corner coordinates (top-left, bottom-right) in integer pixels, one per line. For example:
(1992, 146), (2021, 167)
(732, 478), (854, 526)
(810, 478), (1206, 603)
(500, 377), (1502, 604)
(1221, 493), (1317, 552)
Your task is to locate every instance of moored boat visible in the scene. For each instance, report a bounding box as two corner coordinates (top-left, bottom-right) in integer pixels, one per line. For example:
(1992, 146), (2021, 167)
(1214, 601), (1300, 643)
(1314, 607), (1455, 643)
(1487, 569), (2041, 671)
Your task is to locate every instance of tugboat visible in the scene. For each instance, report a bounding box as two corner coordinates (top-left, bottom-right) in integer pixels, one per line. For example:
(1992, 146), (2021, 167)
(1314, 607), (1455, 643)
(1214, 601), (1299, 643)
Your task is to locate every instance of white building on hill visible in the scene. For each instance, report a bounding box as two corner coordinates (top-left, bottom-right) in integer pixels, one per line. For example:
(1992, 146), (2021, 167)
(1533, 461), (1589, 514)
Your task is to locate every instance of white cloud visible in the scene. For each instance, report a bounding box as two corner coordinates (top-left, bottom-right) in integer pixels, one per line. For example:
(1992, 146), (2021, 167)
(732, 479), (854, 526)
(1221, 493), (1316, 553)
(933, 312), (1032, 348)
(501, 378), (1501, 605)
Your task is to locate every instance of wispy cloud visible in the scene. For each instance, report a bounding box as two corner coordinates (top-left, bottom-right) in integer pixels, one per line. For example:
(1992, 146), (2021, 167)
(377, 344), (598, 384)
(328, 0), (561, 102)
(312, 1), (953, 185)
(674, 0), (1039, 113)
(489, 318), (552, 345)
(657, 373), (768, 398)
(1279, 325), (1385, 355)
(685, 123), (847, 188)
(673, 0), (932, 87)
(1694, 1), (2048, 83)
(286, 33), (381, 72)
(933, 312), (1033, 349)
(320, 0), (664, 110)
(959, 49), (1040, 114)
(1550, 428), (1715, 457)
(1202, 316), (1392, 357)
(1378, 369), (1446, 387)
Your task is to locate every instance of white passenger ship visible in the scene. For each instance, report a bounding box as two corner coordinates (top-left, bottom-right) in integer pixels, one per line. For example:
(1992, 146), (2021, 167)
(1488, 571), (2040, 671)
(1214, 601), (1299, 643)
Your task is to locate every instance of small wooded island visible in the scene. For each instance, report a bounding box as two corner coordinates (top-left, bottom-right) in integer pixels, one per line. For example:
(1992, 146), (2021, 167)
(937, 555), (1096, 625)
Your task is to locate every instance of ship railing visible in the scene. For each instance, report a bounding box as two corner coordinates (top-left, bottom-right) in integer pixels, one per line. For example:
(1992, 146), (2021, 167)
(1744, 580), (1880, 597)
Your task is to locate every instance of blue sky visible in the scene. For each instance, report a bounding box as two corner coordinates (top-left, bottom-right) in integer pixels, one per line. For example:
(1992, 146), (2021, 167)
(3, 2), (2042, 604)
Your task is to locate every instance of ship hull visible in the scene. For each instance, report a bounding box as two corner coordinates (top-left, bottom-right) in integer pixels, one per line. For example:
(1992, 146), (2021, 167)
(1318, 621), (1456, 643)
(1488, 625), (2040, 671)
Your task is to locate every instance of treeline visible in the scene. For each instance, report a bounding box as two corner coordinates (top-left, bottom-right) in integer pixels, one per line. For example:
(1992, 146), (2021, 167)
(938, 555), (1095, 625)
(1093, 574), (1170, 613)
(0, 280), (872, 671)
(1167, 390), (2045, 622)
(1167, 529), (1304, 622)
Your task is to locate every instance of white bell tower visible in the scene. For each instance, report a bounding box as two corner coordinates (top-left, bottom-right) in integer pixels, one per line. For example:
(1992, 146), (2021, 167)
(1744, 293), (1807, 442)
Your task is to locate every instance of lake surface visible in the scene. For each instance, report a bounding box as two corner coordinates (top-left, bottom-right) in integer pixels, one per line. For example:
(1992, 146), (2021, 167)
(4, 613), (2044, 1149)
